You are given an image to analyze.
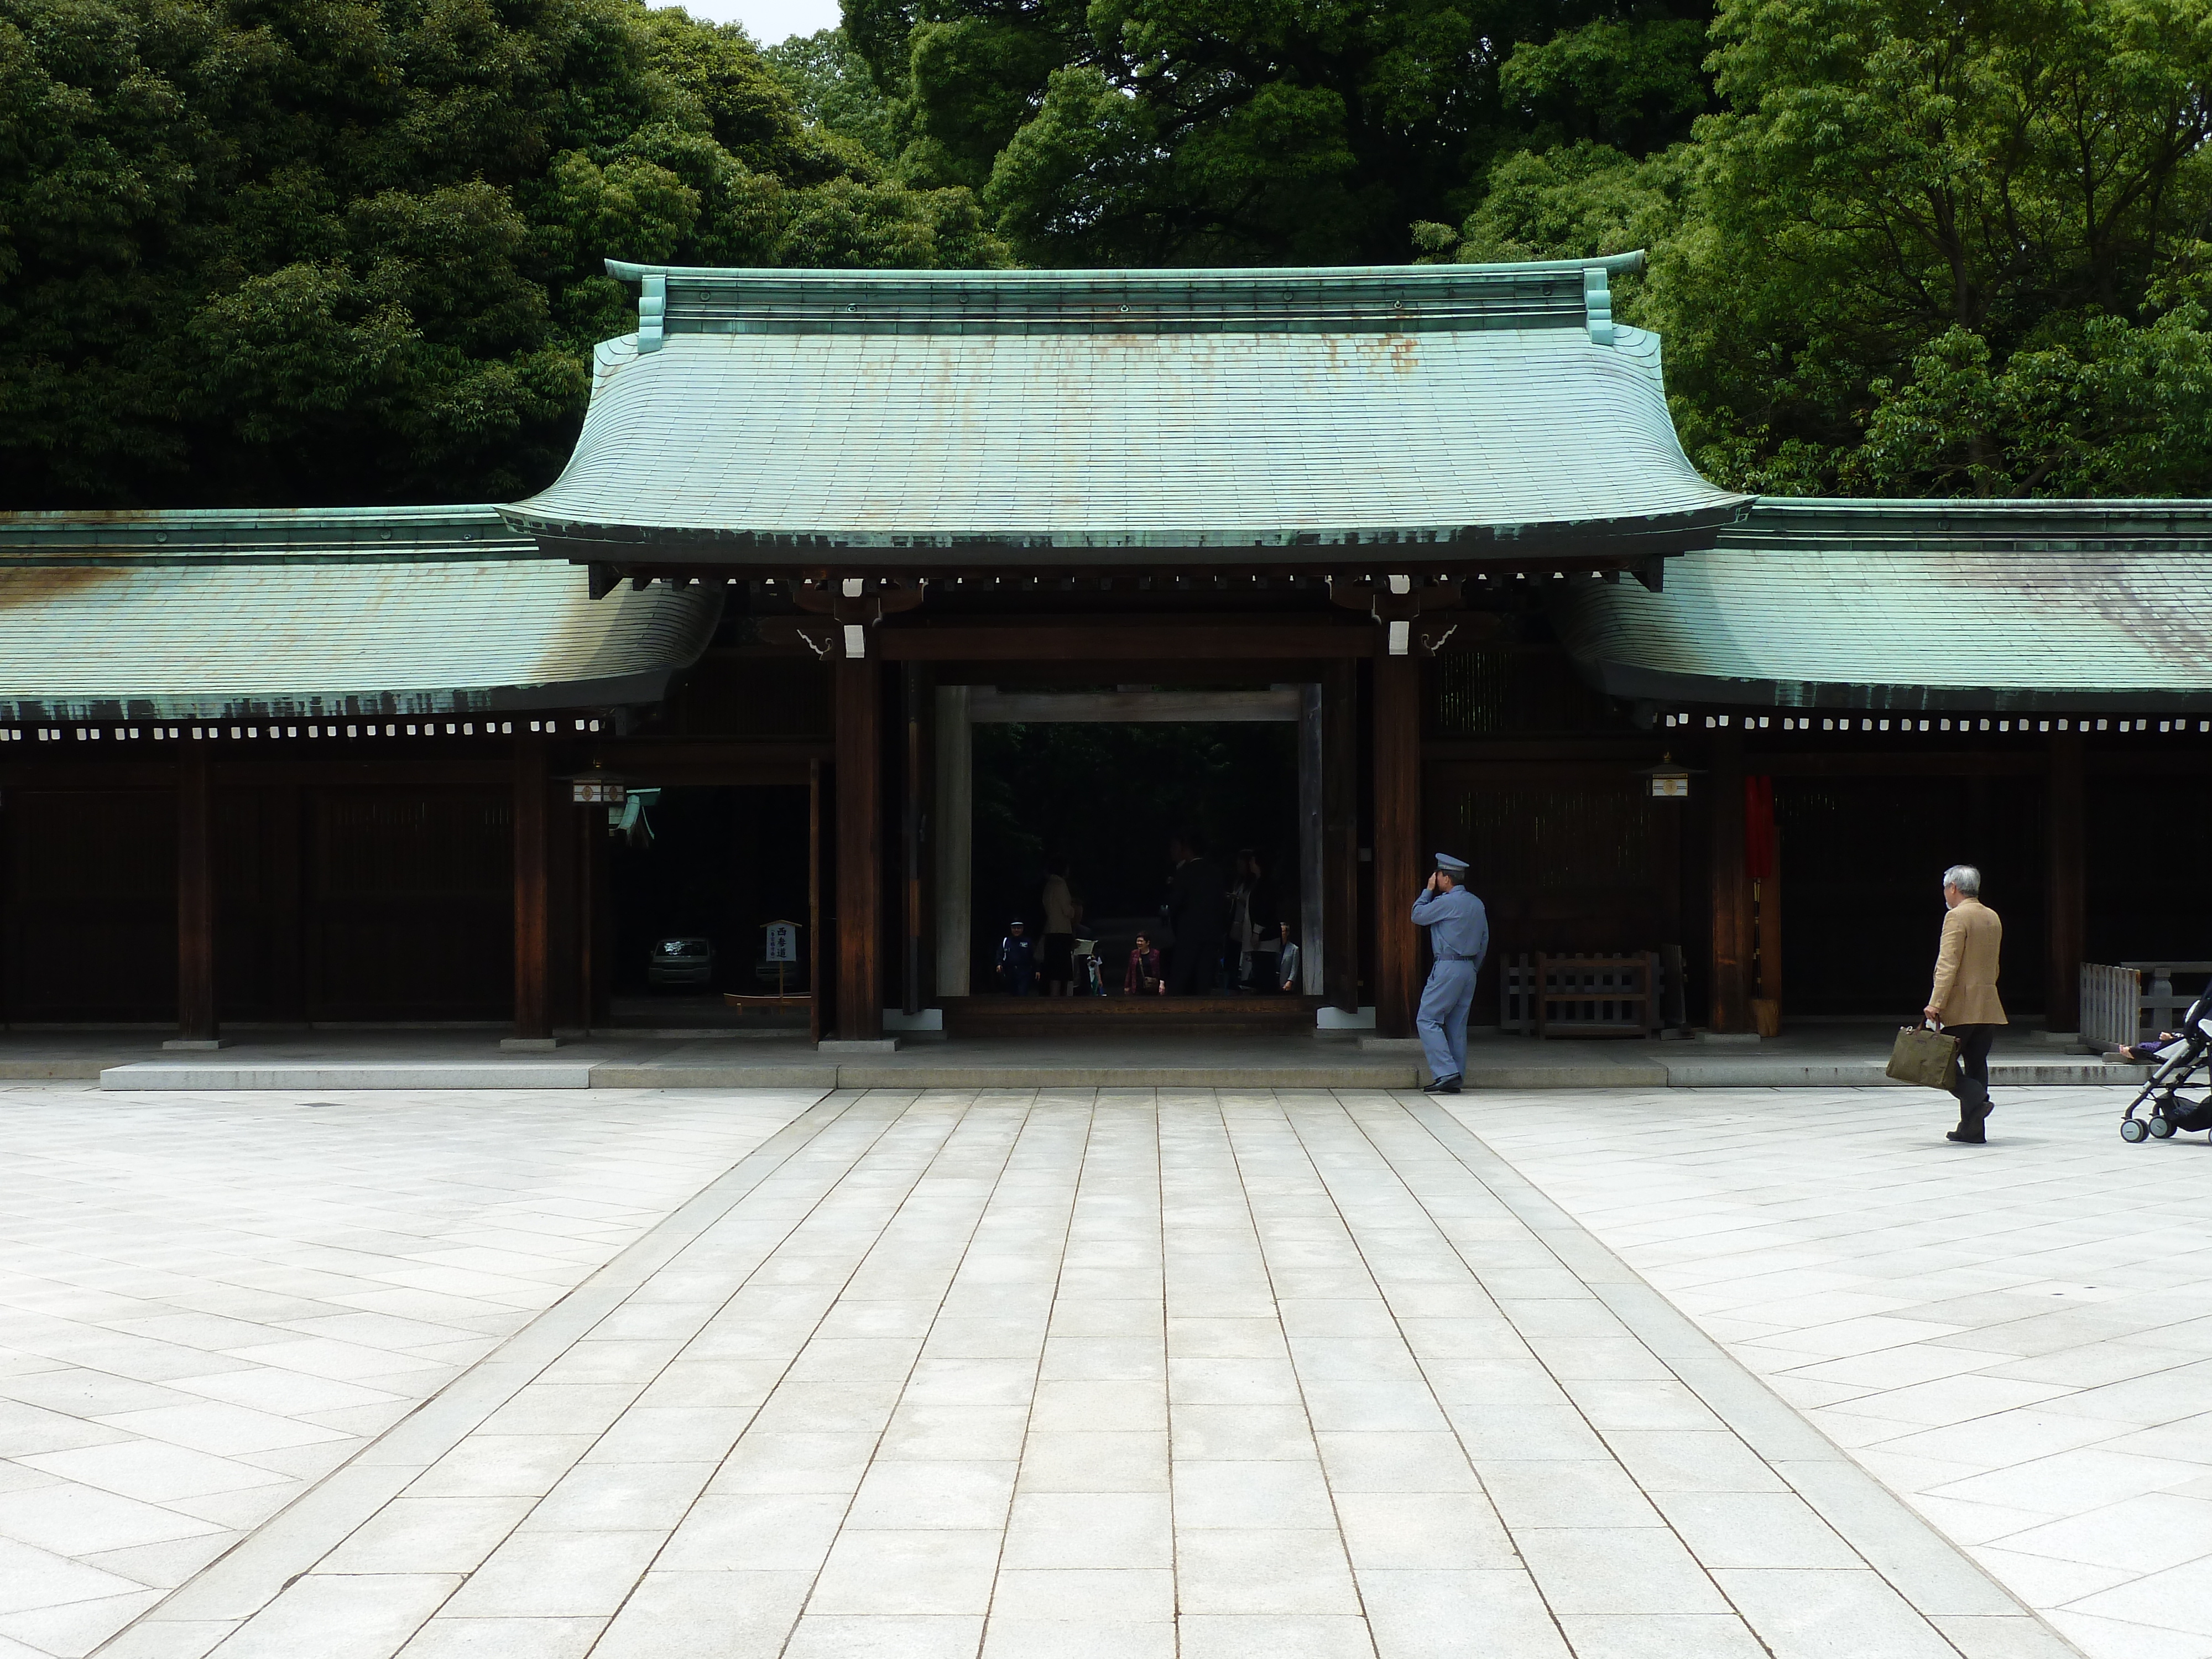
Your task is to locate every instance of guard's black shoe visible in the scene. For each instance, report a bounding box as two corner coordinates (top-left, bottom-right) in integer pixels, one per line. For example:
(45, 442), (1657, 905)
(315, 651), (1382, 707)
(1945, 1128), (1986, 1144)
(1423, 1076), (1463, 1095)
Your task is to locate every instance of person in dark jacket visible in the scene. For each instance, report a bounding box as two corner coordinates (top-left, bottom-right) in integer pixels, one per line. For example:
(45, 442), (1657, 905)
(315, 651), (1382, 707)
(1164, 833), (1229, 995)
(997, 920), (1038, 997)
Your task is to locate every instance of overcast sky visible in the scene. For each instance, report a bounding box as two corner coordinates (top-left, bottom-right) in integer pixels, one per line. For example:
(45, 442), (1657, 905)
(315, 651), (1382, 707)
(672, 0), (840, 39)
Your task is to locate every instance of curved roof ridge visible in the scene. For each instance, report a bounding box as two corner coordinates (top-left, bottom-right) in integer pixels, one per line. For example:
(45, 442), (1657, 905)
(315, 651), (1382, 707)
(0, 504), (540, 566)
(606, 253), (1648, 285)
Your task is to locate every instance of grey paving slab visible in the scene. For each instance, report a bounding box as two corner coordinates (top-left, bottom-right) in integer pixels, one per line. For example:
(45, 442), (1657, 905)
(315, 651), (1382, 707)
(65, 1088), (2067, 1659)
(1446, 1084), (2211, 1659)
(0, 1084), (822, 1657)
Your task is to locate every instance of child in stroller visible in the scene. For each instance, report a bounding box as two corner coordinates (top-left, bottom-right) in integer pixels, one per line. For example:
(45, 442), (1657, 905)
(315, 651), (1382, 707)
(2117, 986), (2212, 1141)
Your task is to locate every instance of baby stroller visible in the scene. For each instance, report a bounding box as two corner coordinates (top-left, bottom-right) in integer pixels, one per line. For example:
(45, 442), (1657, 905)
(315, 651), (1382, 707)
(2119, 987), (2212, 1141)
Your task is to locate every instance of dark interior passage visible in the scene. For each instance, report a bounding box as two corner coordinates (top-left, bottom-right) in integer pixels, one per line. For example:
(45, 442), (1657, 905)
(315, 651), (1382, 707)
(607, 784), (810, 1021)
(971, 721), (1300, 988)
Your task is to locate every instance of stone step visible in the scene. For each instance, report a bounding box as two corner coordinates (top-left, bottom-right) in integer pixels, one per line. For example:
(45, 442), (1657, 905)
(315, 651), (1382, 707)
(81, 1052), (2150, 1092)
(99, 1062), (596, 1091)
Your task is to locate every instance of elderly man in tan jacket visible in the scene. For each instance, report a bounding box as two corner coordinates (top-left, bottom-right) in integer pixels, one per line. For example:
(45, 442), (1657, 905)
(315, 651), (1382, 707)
(1925, 864), (2006, 1144)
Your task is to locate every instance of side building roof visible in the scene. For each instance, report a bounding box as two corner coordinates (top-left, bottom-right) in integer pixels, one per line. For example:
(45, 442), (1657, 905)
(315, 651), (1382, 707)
(0, 506), (719, 722)
(505, 256), (1750, 575)
(1554, 498), (2212, 713)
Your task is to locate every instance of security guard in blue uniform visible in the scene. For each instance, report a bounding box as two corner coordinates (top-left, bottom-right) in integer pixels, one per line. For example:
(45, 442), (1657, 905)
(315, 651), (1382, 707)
(1411, 853), (1489, 1094)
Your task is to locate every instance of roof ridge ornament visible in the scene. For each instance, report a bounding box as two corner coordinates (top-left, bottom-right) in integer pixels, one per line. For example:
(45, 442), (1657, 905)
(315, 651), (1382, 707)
(638, 273), (667, 354)
(1585, 268), (1615, 346)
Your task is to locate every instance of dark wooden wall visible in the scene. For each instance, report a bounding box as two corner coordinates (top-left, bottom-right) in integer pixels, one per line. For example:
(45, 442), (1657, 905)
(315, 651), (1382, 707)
(312, 787), (512, 1021)
(1776, 775), (2047, 1016)
(3, 775), (512, 1025)
(5, 789), (178, 1021)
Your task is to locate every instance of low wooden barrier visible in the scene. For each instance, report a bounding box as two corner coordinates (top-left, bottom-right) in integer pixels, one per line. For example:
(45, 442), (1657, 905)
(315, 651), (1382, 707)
(1502, 952), (1670, 1038)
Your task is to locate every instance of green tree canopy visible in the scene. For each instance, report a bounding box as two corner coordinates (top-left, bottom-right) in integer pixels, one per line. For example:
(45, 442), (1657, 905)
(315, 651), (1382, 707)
(0, 0), (1003, 509)
(1427, 0), (2212, 494)
(765, 25), (898, 159)
(844, 0), (1713, 266)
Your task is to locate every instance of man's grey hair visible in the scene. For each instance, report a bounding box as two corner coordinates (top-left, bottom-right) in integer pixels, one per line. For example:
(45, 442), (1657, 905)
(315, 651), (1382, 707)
(1943, 864), (1982, 896)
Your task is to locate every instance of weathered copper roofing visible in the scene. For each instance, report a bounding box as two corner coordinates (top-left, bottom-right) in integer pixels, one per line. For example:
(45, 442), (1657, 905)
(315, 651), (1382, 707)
(505, 256), (1750, 573)
(1556, 498), (2212, 712)
(0, 507), (719, 721)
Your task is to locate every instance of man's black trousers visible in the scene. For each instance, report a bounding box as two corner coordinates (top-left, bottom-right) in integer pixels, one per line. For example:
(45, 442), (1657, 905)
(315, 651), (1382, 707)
(1168, 937), (1224, 995)
(1947, 1024), (1998, 1124)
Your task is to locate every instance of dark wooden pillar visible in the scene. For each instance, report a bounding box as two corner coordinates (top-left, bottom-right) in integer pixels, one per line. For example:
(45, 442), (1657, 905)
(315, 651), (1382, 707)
(836, 653), (884, 1040)
(577, 799), (603, 1035)
(1323, 660), (1360, 1013)
(512, 732), (552, 1042)
(1373, 651), (1421, 1037)
(1708, 727), (1752, 1032)
(901, 662), (928, 1016)
(175, 748), (218, 1044)
(2047, 730), (2085, 1032)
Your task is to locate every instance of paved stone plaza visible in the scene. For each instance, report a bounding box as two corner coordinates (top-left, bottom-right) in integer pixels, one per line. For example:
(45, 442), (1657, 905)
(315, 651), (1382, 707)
(1, 1082), (2197, 1658)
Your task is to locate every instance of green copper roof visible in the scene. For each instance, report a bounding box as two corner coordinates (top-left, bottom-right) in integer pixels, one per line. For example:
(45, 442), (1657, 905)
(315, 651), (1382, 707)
(1556, 498), (2212, 712)
(0, 507), (718, 721)
(505, 257), (1748, 572)
(0, 503), (539, 563)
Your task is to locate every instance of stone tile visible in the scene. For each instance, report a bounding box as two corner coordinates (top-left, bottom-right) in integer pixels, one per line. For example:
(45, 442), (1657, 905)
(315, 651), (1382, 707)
(441, 1530), (666, 1618)
(205, 1573), (460, 1659)
(17, 1442), (289, 1504)
(1711, 1569), (1958, 1658)
(588, 1569), (812, 1659)
(394, 1616), (608, 1658)
(1175, 1528), (1360, 1615)
(1312, 1431), (1479, 1493)
(1514, 1527), (1730, 1616)
(987, 1569), (1175, 1622)
(0, 1480), (226, 1556)
(1480, 1460), (1661, 1528)
(1331, 1493), (1518, 1570)
(780, 1613), (985, 1658)
(656, 1493), (848, 1572)
(1175, 1614), (1376, 1658)
(1002, 1493), (1173, 1570)
(321, 1498), (534, 1574)
(409, 1436), (594, 1499)
(1551, 1614), (1770, 1658)
(1358, 1568), (1572, 1658)
(807, 1528), (1004, 1615)
(979, 1617), (1176, 1658)
(0, 1534), (150, 1616)
(1172, 1460), (1337, 1528)
(847, 1459), (1018, 1528)
(1016, 1433), (1166, 1493)
(1650, 1491), (1860, 1569)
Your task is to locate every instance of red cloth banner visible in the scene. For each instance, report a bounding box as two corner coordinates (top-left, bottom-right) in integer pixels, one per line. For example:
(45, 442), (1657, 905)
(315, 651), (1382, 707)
(1744, 775), (1776, 879)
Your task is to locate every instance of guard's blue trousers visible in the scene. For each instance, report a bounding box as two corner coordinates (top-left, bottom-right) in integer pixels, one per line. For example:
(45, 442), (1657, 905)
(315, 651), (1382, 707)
(1417, 957), (1477, 1083)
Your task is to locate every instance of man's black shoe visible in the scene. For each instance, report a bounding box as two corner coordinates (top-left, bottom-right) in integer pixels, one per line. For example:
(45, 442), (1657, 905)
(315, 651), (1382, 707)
(1945, 1129), (1986, 1144)
(1423, 1076), (1463, 1095)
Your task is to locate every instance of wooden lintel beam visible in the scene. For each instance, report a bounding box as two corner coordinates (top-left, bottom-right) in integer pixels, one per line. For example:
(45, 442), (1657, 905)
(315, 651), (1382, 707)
(879, 624), (1376, 661)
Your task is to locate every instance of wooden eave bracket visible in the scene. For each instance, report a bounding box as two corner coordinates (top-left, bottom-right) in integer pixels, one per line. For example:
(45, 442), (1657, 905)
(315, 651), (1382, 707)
(1328, 575), (1464, 655)
(790, 578), (927, 658)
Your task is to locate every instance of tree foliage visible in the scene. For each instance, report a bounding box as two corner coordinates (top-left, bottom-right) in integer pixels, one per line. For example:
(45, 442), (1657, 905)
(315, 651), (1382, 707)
(764, 25), (897, 160)
(844, 0), (1713, 266)
(1427, 0), (2212, 494)
(0, 0), (1002, 508)
(8, 0), (2209, 504)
